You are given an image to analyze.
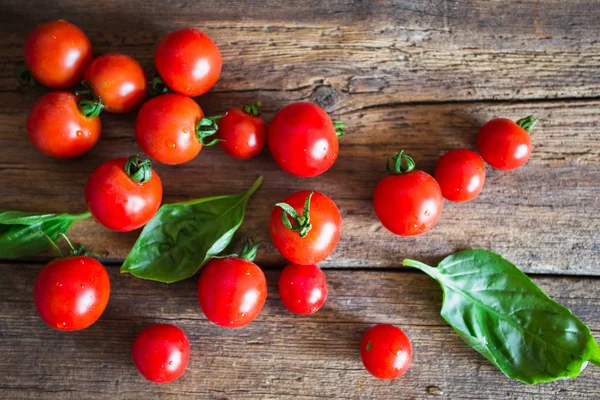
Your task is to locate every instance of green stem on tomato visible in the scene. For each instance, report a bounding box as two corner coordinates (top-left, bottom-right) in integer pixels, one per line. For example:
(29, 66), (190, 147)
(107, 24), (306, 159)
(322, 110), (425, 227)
(276, 192), (313, 238)
(333, 121), (347, 138)
(149, 76), (169, 95)
(17, 67), (37, 87)
(196, 115), (223, 146)
(386, 150), (416, 174)
(78, 97), (105, 118)
(516, 116), (537, 133)
(242, 100), (262, 116)
(124, 155), (153, 184)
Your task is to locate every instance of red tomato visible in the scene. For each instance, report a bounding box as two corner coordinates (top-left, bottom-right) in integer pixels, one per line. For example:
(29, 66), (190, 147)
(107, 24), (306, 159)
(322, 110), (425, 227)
(82, 53), (147, 113)
(278, 264), (328, 314)
(24, 20), (92, 89)
(198, 251), (267, 328)
(154, 28), (222, 97)
(26, 91), (101, 158)
(132, 324), (190, 384)
(373, 152), (443, 236)
(33, 256), (110, 331)
(477, 116), (536, 170)
(270, 190), (342, 265)
(268, 102), (345, 178)
(360, 324), (413, 380)
(85, 156), (162, 232)
(434, 149), (486, 202)
(217, 102), (267, 159)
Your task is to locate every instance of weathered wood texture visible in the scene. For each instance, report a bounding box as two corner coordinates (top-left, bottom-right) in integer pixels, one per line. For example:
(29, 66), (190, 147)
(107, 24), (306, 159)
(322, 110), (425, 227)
(1, 263), (599, 399)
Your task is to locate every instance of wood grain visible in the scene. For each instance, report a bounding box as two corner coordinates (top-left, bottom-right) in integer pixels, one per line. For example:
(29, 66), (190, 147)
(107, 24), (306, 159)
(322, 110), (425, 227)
(1, 263), (599, 399)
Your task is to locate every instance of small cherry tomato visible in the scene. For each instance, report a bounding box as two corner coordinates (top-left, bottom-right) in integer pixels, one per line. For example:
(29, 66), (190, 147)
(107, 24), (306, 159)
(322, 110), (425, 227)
(132, 324), (190, 384)
(268, 102), (346, 178)
(26, 91), (101, 158)
(198, 243), (267, 328)
(360, 324), (413, 380)
(373, 151), (443, 236)
(154, 28), (222, 97)
(85, 156), (162, 232)
(23, 20), (92, 89)
(434, 149), (486, 202)
(477, 116), (536, 170)
(33, 256), (110, 331)
(136, 93), (219, 165)
(278, 264), (328, 315)
(270, 190), (342, 265)
(82, 53), (147, 113)
(216, 101), (267, 159)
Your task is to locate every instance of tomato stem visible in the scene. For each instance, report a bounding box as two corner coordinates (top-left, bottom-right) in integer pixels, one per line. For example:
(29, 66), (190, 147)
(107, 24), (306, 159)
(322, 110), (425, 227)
(74, 88), (92, 97)
(59, 232), (86, 256)
(386, 151), (416, 174)
(78, 97), (105, 118)
(333, 121), (347, 138)
(38, 230), (64, 258)
(242, 100), (262, 116)
(516, 116), (537, 133)
(149, 76), (169, 95)
(196, 115), (223, 146)
(124, 155), (153, 184)
(276, 192), (313, 238)
(17, 67), (37, 87)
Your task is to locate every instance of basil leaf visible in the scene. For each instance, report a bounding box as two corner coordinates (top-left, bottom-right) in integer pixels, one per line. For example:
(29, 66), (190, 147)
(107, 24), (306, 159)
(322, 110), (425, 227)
(0, 211), (91, 259)
(403, 249), (600, 384)
(121, 176), (263, 283)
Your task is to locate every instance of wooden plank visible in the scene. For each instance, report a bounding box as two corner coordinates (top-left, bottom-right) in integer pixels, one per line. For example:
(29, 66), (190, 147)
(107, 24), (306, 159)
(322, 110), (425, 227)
(0, 263), (598, 399)
(0, 0), (599, 105)
(1, 98), (598, 275)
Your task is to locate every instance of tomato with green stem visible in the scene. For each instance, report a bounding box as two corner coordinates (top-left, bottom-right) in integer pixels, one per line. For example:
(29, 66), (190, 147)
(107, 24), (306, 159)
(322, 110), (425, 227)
(268, 102), (347, 178)
(85, 156), (162, 232)
(278, 264), (328, 314)
(132, 324), (190, 383)
(270, 190), (342, 265)
(373, 151), (443, 236)
(434, 149), (486, 202)
(198, 243), (267, 328)
(216, 101), (267, 159)
(23, 20), (92, 89)
(26, 91), (101, 158)
(477, 116), (536, 170)
(360, 324), (413, 380)
(136, 93), (220, 165)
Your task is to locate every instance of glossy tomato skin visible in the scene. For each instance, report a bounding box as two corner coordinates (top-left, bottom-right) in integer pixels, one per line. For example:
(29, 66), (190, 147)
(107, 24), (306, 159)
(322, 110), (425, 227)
(477, 118), (533, 170)
(132, 324), (190, 384)
(360, 324), (413, 380)
(26, 91), (101, 158)
(154, 28), (222, 97)
(83, 53), (147, 113)
(24, 20), (92, 89)
(373, 170), (443, 236)
(198, 257), (267, 328)
(217, 108), (267, 159)
(434, 149), (486, 202)
(278, 264), (328, 315)
(270, 191), (342, 265)
(33, 256), (110, 331)
(85, 158), (162, 232)
(268, 102), (339, 178)
(136, 94), (204, 165)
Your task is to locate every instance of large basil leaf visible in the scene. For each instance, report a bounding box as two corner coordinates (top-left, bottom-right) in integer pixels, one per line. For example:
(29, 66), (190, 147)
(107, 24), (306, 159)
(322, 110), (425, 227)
(403, 249), (600, 384)
(121, 176), (263, 283)
(0, 211), (91, 259)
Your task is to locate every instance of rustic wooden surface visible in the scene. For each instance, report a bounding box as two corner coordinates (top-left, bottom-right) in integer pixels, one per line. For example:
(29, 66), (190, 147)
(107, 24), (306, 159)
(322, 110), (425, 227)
(0, 0), (599, 398)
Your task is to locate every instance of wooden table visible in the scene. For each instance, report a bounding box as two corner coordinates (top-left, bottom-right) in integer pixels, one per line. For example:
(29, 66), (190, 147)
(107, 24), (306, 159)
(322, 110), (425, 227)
(1, 1), (599, 398)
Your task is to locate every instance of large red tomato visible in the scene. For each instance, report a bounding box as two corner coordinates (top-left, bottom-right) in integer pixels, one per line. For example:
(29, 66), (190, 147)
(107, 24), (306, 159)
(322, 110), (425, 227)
(360, 324), (413, 380)
(278, 264), (328, 315)
(477, 116), (535, 170)
(434, 149), (486, 202)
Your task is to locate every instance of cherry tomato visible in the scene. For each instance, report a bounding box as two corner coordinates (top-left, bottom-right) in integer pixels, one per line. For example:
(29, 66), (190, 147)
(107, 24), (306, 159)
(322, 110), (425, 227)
(373, 151), (443, 236)
(33, 256), (110, 331)
(82, 53), (147, 113)
(270, 190), (342, 265)
(477, 116), (536, 170)
(154, 28), (222, 97)
(198, 244), (267, 328)
(24, 20), (92, 89)
(85, 156), (162, 232)
(132, 324), (190, 384)
(278, 264), (328, 315)
(26, 91), (101, 158)
(360, 324), (413, 380)
(434, 149), (486, 202)
(268, 102), (346, 178)
(217, 102), (267, 159)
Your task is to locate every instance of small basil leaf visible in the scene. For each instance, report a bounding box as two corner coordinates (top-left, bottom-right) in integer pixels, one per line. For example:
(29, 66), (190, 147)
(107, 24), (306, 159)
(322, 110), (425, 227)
(0, 211), (91, 259)
(403, 249), (600, 384)
(121, 176), (263, 283)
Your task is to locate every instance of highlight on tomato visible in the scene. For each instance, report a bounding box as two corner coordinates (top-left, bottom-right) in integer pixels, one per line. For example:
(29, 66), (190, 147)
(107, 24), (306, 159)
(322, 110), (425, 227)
(154, 28), (222, 97)
(360, 324), (413, 380)
(270, 190), (342, 265)
(373, 151), (443, 236)
(85, 156), (163, 232)
(278, 264), (328, 315)
(434, 149), (486, 202)
(268, 102), (347, 178)
(26, 91), (101, 158)
(477, 116), (536, 171)
(23, 20), (93, 89)
(216, 101), (267, 159)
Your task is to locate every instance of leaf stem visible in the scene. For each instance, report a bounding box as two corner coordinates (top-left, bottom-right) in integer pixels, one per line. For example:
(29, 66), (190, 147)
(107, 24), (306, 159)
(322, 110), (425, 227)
(402, 258), (439, 277)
